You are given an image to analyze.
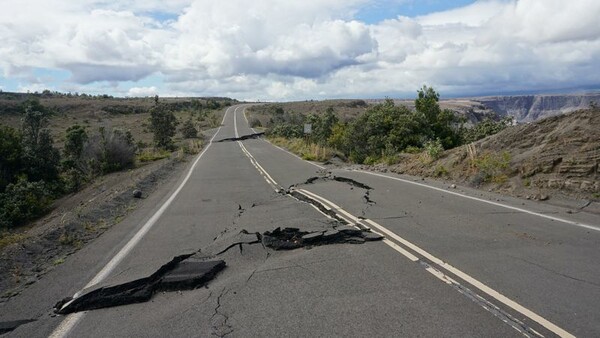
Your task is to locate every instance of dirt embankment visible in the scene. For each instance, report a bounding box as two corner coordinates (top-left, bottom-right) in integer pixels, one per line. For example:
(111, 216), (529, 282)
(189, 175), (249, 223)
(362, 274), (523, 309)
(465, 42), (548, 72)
(371, 108), (600, 203)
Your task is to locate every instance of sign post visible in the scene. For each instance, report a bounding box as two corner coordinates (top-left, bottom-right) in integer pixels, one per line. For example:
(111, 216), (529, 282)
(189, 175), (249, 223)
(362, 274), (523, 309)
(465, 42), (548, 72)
(303, 123), (312, 145)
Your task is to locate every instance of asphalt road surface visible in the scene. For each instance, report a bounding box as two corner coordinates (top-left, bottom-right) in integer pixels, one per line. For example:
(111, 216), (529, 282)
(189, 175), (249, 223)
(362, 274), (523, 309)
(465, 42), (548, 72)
(2, 105), (599, 337)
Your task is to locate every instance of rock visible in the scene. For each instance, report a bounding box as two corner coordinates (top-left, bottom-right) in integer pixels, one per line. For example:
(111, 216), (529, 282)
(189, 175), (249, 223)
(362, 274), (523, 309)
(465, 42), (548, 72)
(132, 189), (142, 198)
(539, 194), (549, 201)
(450, 184), (457, 189)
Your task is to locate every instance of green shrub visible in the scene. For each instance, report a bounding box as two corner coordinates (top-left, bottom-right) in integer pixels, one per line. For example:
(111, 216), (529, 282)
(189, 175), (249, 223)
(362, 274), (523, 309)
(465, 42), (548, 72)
(404, 146), (422, 154)
(83, 127), (136, 175)
(0, 179), (53, 228)
(434, 165), (449, 177)
(266, 123), (303, 138)
(424, 138), (444, 161)
(249, 118), (262, 128)
(462, 117), (511, 144)
(180, 119), (198, 138)
(149, 105), (178, 149)
(0, 126), (23, 190)
(473, 151), (511, 183)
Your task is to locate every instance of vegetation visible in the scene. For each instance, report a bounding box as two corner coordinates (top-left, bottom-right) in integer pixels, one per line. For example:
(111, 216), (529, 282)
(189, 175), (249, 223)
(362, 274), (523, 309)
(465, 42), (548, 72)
(269, 137), (336, 162)
(462, 117), (512, 144)
(180, 118), (198, 138)
(261, 86), (466, 164)
(149, 97), (178, 149)
(0, 92), (234, 230)
(472, 151), (511, 184)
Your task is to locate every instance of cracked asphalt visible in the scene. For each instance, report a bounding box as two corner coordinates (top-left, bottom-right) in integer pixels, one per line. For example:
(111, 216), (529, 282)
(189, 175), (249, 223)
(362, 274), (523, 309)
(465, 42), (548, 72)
(2, 105), (600, 337)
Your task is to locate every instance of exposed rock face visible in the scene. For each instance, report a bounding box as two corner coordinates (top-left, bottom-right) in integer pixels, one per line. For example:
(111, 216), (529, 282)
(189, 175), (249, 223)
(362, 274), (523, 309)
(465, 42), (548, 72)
(391, 93), (599, 125)
(475, 93), (600, 122)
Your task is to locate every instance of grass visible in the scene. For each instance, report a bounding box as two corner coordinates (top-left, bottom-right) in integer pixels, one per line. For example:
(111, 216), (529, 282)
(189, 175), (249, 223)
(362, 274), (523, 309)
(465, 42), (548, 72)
(434, 165), (449, 177)
(472, 151), (511, 183)
(0, 231), (28, 250)
(268, 137), (336, 162)
(136, 148), (172, 162)
(58, 232), (82, 248)
(179, 139), (205, 156)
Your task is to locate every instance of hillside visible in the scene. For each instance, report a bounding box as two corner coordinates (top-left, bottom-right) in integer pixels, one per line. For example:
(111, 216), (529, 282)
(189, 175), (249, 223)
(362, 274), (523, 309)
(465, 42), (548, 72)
(0, 92), (236, 148)
(379, 108), (600, 201)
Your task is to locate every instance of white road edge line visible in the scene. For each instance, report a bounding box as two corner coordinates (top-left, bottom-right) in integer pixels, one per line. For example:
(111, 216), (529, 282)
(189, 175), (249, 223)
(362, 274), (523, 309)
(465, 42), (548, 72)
(354, 170), (599, 232)
(49, 107), (233, 338)
(234, 105), (574, 338)
(241, 106), (326, 170)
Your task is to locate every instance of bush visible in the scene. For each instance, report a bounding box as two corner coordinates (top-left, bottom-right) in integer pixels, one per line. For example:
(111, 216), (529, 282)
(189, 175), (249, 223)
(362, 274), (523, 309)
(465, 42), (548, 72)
(249, 118), (262, 128)
(149, 105), (178, 149)
(20, 102), (61, 183)
(462, 117), (512, 144)
(266, 123), (303, 138)
(180, 119), (198, 138)
(424, 139), (444, 161)
(473, 151), (511, 183)
(82, 127), (136, 175)
(0, 126), (22, 190)
(0, 179), (53, 228)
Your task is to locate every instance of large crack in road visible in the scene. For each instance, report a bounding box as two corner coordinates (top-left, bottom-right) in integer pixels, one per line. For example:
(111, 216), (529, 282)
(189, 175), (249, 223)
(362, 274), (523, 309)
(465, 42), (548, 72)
(52, 223), (382, 315)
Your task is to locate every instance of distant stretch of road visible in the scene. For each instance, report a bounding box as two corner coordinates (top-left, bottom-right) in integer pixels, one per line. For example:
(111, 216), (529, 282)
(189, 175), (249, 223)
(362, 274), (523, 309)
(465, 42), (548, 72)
(2, 105), (599, 337)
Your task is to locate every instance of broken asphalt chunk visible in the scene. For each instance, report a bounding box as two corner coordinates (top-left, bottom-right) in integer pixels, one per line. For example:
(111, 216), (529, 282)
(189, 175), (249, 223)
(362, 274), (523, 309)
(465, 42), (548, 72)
(262, 227), (383, 250)
(54, 255), (225, 314)
(217, 132), (265, 142)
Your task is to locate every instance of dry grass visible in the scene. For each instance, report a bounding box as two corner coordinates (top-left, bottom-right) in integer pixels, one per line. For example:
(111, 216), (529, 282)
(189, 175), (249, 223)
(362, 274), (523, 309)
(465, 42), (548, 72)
(0, 231), (28, 250)
(136, 148), (172, 163)
(268, 137), (336, 162)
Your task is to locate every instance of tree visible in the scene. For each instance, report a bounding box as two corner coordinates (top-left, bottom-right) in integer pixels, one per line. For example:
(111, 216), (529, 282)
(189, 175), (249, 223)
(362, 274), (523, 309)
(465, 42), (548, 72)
(63, 125), (88, 167)
(415, 85), (441, 126)
(180, 119), (198, 138)
(20, 100), (60, 183)
(415, 86), (462, 149)
(314, 107), (338, 145)
(0, 126), (22, 190)
(149, 105), (178, 149)
(0, 179), (53, 228)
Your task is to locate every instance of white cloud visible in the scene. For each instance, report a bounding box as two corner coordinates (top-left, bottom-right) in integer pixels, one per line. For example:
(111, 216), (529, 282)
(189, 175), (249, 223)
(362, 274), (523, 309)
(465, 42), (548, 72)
(1, 0), (599, 99)
(127, 86), (158, 97)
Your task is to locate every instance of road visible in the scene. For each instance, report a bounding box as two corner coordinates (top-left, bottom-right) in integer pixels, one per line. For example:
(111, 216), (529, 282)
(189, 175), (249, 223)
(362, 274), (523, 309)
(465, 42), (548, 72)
(2, 105), (599, 337)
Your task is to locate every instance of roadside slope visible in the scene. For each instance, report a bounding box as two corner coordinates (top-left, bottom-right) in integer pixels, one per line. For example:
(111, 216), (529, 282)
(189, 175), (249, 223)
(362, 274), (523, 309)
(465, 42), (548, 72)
(383, 108), (599, 202)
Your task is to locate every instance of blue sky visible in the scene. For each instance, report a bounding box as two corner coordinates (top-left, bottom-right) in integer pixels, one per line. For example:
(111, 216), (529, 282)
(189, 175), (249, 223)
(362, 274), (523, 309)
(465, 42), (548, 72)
(355, 0), (477, 23)
(1, 0), (599, 100)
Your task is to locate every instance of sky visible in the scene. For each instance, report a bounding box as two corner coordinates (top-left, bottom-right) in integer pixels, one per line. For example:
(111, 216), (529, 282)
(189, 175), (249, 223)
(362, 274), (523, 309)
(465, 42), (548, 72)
(0, 0), (599, 101)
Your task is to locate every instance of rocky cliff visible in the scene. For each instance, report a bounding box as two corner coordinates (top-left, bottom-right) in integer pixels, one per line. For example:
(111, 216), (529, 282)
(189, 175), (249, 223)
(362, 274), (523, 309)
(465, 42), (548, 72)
(474, 93), (600, 122)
